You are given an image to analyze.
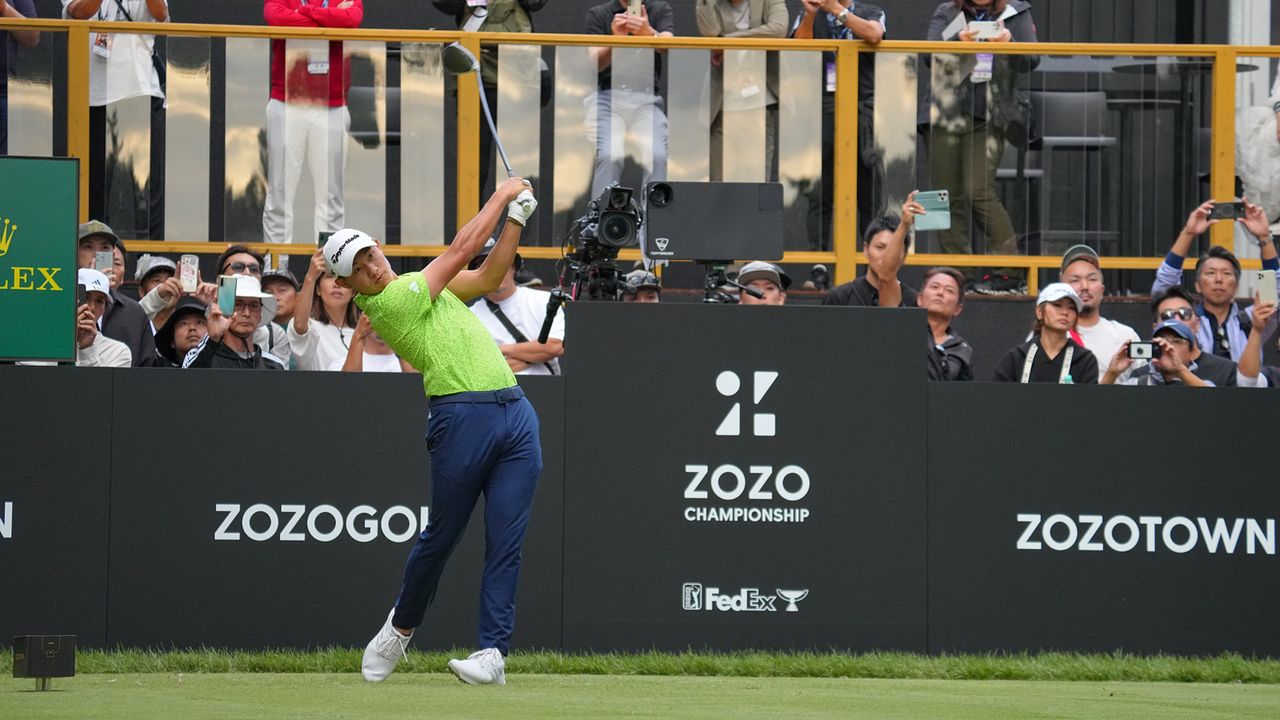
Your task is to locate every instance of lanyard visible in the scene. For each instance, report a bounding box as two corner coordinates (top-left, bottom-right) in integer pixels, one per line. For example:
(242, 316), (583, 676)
(1020, 342), (1074, 384)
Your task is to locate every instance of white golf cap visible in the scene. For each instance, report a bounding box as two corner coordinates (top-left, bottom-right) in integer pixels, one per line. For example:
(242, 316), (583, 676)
(77, 268), (114, 304)
(226, 275), (277, 327)
(323, 228), (377, 278)
(1036, 282), (1083, 312)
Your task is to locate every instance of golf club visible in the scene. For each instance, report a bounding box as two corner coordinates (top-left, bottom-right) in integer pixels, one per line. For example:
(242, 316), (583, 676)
(442, 42), (516, 179)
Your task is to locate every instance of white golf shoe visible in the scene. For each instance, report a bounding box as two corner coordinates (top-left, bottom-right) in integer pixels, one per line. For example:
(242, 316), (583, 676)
(447, 648), (506, 685)
(361, 609), (412, 682)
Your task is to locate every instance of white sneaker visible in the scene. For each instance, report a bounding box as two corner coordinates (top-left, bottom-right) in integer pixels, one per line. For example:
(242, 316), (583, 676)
(361, 608), (412, 682)
(447, 648), (506, 685)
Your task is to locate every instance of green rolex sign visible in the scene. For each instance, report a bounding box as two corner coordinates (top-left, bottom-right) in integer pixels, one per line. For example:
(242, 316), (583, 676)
(0, 157), (79, 362)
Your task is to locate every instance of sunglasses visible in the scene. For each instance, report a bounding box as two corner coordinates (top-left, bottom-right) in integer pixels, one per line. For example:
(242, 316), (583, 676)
(223, 261), (262, 275)
(1159, 307), (1194, 322)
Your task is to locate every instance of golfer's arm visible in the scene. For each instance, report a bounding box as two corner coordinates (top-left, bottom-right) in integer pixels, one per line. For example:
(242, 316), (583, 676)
(423, 189), (512, 300)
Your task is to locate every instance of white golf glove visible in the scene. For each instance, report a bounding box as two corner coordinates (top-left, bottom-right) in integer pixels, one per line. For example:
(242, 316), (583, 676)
(508, 189), (538, 227)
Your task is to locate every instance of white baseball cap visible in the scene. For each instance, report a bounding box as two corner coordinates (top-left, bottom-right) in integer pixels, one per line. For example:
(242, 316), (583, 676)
(323, 228), (377, 278)
(77, 268), (114, 304)
(1036, 282), (1083, 312)
(225, 275), (277, 327)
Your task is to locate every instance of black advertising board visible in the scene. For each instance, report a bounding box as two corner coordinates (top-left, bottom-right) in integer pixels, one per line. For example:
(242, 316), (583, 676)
(561, 303), (929, 652)
(927, 382), (1280, 656)
(105, 371), (563, 650)
(0, 367), (111, 647)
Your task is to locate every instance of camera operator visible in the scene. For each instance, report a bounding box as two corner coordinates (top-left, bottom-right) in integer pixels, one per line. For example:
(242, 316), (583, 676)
(736, 261), (789, 305)
(468, 239), (564, 375)
(620, 269), (662, 302)
(1100, 320), (1211, 387)
(1152, 199), (1279, 364)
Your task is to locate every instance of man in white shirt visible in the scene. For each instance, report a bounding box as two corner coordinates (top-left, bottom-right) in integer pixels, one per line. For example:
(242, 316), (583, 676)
(1059, 244), (1139, 380)
(63, 0), (169, 238)
(467, 241), (564, 375)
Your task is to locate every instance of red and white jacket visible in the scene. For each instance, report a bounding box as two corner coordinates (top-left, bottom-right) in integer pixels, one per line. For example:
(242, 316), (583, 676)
(264, 0), (364, 106)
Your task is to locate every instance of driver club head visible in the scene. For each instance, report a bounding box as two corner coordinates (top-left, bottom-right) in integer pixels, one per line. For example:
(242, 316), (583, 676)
(441, 42), (480, 75)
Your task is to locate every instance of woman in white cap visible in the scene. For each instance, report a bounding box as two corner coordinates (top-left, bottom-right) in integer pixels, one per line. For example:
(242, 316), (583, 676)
(992, 282), (1098, 383)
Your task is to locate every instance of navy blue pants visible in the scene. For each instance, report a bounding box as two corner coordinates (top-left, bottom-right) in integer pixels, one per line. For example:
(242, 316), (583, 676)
(390, 386), (541, 655)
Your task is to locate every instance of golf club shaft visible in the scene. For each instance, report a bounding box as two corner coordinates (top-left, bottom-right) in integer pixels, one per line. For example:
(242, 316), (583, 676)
(473, 70), (514, 178)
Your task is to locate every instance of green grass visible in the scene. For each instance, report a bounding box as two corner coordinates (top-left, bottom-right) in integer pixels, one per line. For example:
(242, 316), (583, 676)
(3, 648), (1280, 683)
(4, 674), (1280, 719)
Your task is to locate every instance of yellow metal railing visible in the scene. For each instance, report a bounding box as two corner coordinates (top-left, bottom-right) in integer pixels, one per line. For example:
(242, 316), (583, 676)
(2, 18), (1278, 291)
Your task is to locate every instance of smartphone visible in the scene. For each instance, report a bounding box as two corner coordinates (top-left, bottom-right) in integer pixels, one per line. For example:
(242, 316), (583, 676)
(75, 283), (88, 308)
(1128, 341), (1161, 360)
(1258, 269), (1278, 305)
(180, 254), (199, 293)
(913, 190), (952, 232)
(216, 275), (238, 317)
(627, 0), (642, 16)
(1208, 201), (1246, 221)
(967, 20), (1001, 40)
(318, 231), (334, 247)
(94, 250), (114, 272)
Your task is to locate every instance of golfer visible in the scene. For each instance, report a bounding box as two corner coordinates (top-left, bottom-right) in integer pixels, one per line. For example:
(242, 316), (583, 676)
(325, 177), (539, 686)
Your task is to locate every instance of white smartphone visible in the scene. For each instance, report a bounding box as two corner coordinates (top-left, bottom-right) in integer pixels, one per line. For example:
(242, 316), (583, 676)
(1258, 269), (1278, 305)
(968, 20), (1001, 40)
(627, 0), (642, 16)
(180, 254), (199, 293)
(94, 250), (114, 272)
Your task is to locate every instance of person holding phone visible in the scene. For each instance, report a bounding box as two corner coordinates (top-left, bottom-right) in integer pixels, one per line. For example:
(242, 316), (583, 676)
(181, 275), (286, 370)
(75, 220), (160, 366)
(74, 268), (133, 368)
(1151, 199), (1280, 365)
(824, 193), (921, 307)
(329, 177), (538, 686)
(1100, 320), (1213, 388)
(922, 0), (1038, 295)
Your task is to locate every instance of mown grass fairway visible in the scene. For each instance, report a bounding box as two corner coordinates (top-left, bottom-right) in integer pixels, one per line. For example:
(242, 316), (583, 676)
(4, 673), (1280, 719)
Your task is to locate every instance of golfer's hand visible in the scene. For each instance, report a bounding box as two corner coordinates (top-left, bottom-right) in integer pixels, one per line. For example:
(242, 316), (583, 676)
(499, 176), (530, 201)
(508, 190), (538, 227)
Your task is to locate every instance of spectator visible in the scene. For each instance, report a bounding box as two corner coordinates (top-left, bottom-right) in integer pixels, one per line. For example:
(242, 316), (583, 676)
(697, 0), (789, 182)
(1058, 244), (1139, 380)
(110, 244), (126, 290)
(1239, 293), (1277, 388)
(583, 0), (673, 205)
(736, 260), (789, 305)
(214, 244), (292, 362)
(1099, 320), (1212, 387)
(262, 0), (363, 262)
(334, 313), (412, 372)
(1, 0), (39, 156)
(823, 195), (919, 307)
(1152, 199), (1280, 364)
(75, 268), (132, 368)
(154, 297), (208, 367)
(138, 260), (217, 334)
(76, 221), (158, 366)
(919, 266), (973, 381)
(924, 0), (1038, 295)
(290, 248), (358, 371)
(133, 253), (174, 323)
(1121, 287), (1242, 387)
(63, 0), (169, 239)
(468, 240), (564, 375)
(262, 267), (301, 329)
(182, 275), (286, 370)
(791, 0), (885, 248)
(620, 268), (661, 302)
(992, 282), (1098, 383)
(433, 0), (547, 196)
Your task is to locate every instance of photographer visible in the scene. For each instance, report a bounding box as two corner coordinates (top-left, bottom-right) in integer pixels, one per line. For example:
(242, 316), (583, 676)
(1151, 199), (1280, 364)
(791, 0), (886, 249)
(1101, 320), (1212, 387)
(736, 261), (789, 305)
(181, 276), (286, 371)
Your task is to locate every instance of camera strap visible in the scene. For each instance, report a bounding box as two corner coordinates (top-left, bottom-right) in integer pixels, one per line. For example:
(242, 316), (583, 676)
(1020, 342), (1074, 384)
(484, 299), (557, 375)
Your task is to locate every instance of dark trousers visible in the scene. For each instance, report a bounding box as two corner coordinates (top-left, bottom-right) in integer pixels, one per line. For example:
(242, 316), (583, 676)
(391, 386), (542, 655)
(808, 94), (883, 251)
(89, 96), (165, 239)
(928, 116), (1019, 278)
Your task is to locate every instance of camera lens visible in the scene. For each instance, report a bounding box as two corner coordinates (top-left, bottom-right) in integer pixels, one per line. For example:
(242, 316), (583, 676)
(609, 189), (630, 210)
(601, 214), (632, 244)
(649, 182), (673, 208)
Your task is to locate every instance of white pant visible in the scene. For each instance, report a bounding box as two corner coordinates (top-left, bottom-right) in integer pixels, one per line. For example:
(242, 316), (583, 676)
(262, 99), (349, 246)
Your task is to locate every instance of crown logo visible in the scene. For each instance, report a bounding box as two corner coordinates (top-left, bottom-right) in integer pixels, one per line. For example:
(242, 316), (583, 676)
(0, 218), (16, 257)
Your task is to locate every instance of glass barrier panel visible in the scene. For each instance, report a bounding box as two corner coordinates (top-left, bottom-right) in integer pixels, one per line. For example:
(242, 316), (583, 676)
(400, 42), (445, 246)
(276, 38), (345, 248)
(777, 50), (822, 252)
(223, 36), (269, 244)
(164, 37), (210, 242)
(719, 49), (768, 183)
(98, 33), (165, 240)
(552, 44), (595, 244)
(5, 24), (53, 157)
(666, 48), (710, 182)
(873, 51), (918, 250)
(342, 41), (386, 243)
(1235, 53), (1279, 299)
(495, 43), (542, 243)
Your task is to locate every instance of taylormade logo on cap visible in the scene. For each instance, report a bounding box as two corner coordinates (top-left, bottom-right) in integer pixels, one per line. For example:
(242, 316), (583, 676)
(323, 229), (377, 278)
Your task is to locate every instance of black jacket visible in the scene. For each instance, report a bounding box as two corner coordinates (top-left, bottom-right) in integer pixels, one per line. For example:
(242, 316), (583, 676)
(927, 332), (974, 381)
(103, 289), (161, 367)
(181, 335), (285, 371)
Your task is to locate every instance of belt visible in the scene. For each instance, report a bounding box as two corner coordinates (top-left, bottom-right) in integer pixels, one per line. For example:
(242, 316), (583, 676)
(429, 386), (524, 407)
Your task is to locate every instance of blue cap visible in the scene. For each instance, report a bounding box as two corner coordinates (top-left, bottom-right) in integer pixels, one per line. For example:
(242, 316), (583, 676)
(1153, 319), (1196, 346)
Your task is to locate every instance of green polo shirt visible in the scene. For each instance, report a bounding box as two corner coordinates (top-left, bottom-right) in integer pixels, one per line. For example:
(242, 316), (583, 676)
(355, 273), (516, 397)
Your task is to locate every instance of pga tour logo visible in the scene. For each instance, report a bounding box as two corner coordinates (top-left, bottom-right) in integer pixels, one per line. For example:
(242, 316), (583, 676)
(682, 583), (809, 613)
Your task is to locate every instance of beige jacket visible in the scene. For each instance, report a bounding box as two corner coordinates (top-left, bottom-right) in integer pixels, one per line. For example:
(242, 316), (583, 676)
(695, 0), (788, 116)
